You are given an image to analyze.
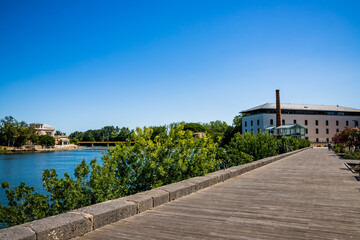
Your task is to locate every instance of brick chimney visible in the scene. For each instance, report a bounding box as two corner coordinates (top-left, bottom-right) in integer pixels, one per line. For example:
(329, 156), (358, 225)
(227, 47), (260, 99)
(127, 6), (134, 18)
(276, 89), (281, 127)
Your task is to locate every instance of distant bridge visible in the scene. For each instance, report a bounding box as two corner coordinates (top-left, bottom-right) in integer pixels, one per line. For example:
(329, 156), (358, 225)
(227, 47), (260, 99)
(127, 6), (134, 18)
(78, 141), (134, 147)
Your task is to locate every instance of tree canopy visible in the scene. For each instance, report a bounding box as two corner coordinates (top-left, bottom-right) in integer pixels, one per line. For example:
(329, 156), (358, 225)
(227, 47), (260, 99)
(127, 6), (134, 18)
(0, 116), (37, 147)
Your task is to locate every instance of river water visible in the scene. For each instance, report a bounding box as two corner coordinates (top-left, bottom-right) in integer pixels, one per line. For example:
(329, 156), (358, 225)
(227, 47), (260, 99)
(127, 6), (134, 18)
(0, 148), (107, 206)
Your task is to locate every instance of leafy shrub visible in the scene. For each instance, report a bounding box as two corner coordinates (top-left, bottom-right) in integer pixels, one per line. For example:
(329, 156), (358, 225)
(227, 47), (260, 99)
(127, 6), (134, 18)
(343, 150), (360, 160)
(333, 143), (345, 154)
(0, 125), (218, 227)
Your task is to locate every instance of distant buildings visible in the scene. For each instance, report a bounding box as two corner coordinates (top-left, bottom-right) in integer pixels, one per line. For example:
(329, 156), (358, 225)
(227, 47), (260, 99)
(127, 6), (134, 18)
(30, 123), (70, 145)
(241, 90), (360, 143)
(242, 103), (360, 143)
(54, 135), (70, 145)
(30, 123), (55, 137)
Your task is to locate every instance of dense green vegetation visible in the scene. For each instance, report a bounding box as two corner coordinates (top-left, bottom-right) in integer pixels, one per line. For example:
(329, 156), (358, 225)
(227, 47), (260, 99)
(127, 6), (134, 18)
(0, 120), (310, 227)
(0, 116), (37, 147)
(69, 126), (134, 142)
(0, 116), (57, 148)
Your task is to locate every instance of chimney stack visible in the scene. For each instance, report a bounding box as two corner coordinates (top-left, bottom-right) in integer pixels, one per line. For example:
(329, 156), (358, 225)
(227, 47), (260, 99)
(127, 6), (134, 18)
(276, 89), (281, 127)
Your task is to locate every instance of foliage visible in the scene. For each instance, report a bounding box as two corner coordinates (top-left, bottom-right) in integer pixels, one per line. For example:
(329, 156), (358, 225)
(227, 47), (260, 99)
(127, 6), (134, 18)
(0, 116), (37, 147)
(343, 150), (360, 160)
(0, 121), (310, 227)
(222, 114), (242, 147)
(202, 121), (230, 144)
(69, 126), (134, 142)
(182, 123), (205, 133)
(54, 130), (66, 136)
(0, 124), (218, 226)
(333, 143), (345, 154)
(226, 132), (277, 163)
(35, 135), (55, 147)
(149, 125), (167, 140)
(69, 137), (79, 145)
(332, 127), (360, 151)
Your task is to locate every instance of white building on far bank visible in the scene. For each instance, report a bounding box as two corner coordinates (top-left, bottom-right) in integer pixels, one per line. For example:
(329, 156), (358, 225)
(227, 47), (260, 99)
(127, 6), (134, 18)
(241, 103), (360, 143)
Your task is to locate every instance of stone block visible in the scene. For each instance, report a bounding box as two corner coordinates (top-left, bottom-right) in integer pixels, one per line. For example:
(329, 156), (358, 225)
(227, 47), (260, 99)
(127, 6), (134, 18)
(205, 171), (223, 183)
(0, 226), (35, 240)
(142, 189), (169, 207)
(123, 192), (153, 213)
(24, 212), (91, 240)
(186, 175), (218, 191)
(228, 165), (247, 178)
(75, 199), (136, 230)
(159, 180), (196, 201)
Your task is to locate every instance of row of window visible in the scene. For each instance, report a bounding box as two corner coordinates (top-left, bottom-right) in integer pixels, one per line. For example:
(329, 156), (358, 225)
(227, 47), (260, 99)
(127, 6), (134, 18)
(244, 119), (359, 127)
(314, 128), (339, 134)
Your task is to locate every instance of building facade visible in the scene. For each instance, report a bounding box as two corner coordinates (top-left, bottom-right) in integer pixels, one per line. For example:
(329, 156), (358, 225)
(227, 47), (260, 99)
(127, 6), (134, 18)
(242, 103), (360, 142)
(30, 123), (55, 137)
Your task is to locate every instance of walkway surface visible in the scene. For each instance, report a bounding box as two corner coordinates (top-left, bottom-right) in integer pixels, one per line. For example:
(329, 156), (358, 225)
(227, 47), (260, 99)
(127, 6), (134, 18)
(76, 148), (360, 239)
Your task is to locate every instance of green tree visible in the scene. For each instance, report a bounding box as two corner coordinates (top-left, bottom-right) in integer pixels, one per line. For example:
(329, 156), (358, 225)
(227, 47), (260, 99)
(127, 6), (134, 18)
(55, 130), (66, 136)
(183, 123), (205, 133)
(0, 116), (37, 147)
(37, 135), (55, 147)
(203, 120), (230, 143)
(69, 137), (79, 145)
(222, 114), (242, 146)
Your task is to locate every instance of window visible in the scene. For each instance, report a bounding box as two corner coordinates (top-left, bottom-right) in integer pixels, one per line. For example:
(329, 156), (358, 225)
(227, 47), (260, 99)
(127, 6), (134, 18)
(326, 120), (328, 126)
(293, 120), (297, 124)
(336, 120), (339, 126)
(257, 120), (259, 126)
(315, 120), (318, 126)
(326, 138), (329, 143)
(336, 129), (339, 133)
(326, 129), (329, 134)
(355, 121), (359, 127)
(270, 119), (273, 125)
(316, 138), (319, 143)
(305, 120), (308, 125)
(257, 128), (260, 133)
(346, 121), (349, 126)
(245, 129), (247, 133)
(316, 128), (319, 134)
(282, 119), (285, 125)
(306, 129), (308, 134)
(251, 120), (253, 126)
(305, 137), (309, 140)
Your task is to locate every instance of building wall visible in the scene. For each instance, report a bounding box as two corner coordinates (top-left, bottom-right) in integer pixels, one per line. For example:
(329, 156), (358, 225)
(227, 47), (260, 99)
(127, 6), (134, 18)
(242, 113), (360, 142)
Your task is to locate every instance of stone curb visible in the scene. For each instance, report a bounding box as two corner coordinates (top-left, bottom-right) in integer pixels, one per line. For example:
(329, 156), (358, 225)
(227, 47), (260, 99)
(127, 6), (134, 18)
(0, 147), (310, 240)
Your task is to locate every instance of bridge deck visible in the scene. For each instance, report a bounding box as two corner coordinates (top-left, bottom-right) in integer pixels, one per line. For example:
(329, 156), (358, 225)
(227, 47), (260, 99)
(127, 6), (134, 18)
(76, 148), (360, 239)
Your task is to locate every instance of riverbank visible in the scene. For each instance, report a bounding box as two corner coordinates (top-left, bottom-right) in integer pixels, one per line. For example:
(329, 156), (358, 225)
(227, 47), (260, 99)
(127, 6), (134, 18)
(0, 144), (85, 154)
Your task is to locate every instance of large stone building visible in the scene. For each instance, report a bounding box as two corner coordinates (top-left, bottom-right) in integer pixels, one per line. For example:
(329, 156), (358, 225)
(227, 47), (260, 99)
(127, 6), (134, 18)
(242, 103), (360, 143)
(29, 123), (55, 137)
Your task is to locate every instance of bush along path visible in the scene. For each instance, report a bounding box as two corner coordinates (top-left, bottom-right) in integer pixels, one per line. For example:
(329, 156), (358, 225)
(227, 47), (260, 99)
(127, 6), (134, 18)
(0, 124), (310, 228)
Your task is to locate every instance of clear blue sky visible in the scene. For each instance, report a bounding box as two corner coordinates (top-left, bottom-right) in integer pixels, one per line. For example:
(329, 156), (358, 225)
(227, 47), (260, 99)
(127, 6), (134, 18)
(1, 0), (359, 134)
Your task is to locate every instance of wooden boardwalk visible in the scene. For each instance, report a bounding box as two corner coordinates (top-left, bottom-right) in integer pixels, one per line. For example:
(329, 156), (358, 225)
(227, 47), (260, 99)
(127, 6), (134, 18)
(76, 148), (360, 239)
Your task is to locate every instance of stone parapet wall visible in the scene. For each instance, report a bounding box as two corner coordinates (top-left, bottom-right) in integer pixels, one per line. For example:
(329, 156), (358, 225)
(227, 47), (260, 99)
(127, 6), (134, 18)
(0, 147), (311, 240)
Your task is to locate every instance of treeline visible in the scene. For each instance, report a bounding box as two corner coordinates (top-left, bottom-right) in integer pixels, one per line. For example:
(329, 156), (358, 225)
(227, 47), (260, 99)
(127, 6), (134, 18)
(68, 120), (238, 145)
(0, 123), (310, 227)
(69, 126), (133, 142)
(0, 116), (56, 148)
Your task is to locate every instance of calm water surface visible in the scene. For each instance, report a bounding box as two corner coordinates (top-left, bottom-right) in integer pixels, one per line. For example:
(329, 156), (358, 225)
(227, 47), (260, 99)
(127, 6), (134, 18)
(0, 148), (107, 206)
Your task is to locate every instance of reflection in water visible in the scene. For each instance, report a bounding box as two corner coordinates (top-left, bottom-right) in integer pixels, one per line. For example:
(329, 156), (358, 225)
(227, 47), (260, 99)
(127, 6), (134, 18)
(0, 148), (106, 206)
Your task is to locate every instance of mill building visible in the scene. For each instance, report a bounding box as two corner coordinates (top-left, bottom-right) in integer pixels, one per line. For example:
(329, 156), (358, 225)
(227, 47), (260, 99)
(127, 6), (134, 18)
(241, 90), (360, 143)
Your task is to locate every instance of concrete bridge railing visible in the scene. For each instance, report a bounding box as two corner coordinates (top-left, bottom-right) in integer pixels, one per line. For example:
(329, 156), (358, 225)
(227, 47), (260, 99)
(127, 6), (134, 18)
(0, 147), (310, 240)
